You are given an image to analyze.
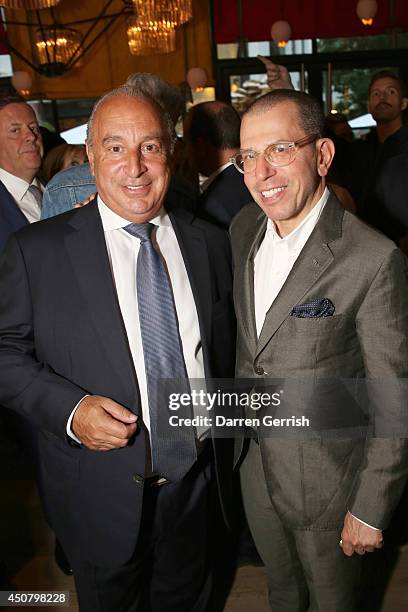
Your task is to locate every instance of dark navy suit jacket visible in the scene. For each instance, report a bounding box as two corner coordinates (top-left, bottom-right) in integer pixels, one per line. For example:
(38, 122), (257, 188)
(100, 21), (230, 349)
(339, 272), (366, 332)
(0, 180), (29, 254)
(197, 164), (252, 229)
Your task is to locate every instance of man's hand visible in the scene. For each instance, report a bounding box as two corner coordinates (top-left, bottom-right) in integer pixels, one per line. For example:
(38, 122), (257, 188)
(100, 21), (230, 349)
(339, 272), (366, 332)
(74, 192), (97, 208)
(258, 56), (293, 90)
(340, 511), (383, 556)
(72, 395), (138, 450)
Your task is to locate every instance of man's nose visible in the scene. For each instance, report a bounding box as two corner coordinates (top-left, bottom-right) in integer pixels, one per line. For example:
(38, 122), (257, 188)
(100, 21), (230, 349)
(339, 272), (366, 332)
(23, 126), (36, 142)
(255, 152), (278, 180)
(127, 150), (146, 176)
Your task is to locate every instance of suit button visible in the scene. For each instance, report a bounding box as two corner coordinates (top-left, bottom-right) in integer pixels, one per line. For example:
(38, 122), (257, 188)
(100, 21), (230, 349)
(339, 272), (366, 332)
(254, 365), (264, 375)
(132, 474), (144, 484)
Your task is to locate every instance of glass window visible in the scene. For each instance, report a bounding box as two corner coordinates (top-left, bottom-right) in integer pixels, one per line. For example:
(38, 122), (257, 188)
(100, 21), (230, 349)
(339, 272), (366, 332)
(316, 33), (408, 53)
(0, 54), (12, 77)
(229, 70), (307, 114)
(217, 39), (312, 59)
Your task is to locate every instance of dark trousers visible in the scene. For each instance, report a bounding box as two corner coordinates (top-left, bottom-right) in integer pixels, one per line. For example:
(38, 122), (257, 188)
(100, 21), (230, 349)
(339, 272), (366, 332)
(71, 453), (213, 612)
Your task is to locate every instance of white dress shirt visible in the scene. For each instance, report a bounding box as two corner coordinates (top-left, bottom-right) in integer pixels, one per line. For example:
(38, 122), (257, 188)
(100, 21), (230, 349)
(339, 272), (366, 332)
(253, 186), (379, 531)
(254, 188), (329, 337)
(0, 167), (42, 223)
(68, 197), (205, 441)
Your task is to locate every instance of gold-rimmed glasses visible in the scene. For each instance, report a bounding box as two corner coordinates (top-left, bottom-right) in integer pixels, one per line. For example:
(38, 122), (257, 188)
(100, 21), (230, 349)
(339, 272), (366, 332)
(230, 134), (318, 174)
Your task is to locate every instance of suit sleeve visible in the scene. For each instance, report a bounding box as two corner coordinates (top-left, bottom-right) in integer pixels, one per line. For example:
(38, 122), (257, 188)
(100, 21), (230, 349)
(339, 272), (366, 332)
(348, 247), (408, 528)
(0, 234), (87, 439)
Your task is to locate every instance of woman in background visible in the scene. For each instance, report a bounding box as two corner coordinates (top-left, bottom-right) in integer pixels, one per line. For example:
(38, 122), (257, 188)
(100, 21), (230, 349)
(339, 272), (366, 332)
(42, 144), (87, 183)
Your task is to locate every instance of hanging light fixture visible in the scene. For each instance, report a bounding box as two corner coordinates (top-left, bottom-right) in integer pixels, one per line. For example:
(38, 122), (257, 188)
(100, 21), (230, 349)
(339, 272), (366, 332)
(127, 17), (176, 55)
(128, 1), (192, 55)
(1, 0), (134, 77)
(131, 0), (192, 27)
(271, 20), (291, 48)
(356, 0), (378, 26)
(0, 0), (61, 8)
(35, 26), (82, 76)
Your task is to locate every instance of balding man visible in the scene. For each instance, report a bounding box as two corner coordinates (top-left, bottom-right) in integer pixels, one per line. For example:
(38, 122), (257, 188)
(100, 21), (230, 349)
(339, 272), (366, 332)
(0, 98), (43, 253)
(184, 101), (251, 228)
(231, 89), (408, 611)
(0, 86), (235, 611)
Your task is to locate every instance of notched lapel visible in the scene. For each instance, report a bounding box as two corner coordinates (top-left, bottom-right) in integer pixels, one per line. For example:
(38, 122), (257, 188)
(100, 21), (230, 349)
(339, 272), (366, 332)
(235, 209), (266, 352)
(256, 195), (344, 358)
(169, 211), (212, 351)
(64, 201), (136, 394)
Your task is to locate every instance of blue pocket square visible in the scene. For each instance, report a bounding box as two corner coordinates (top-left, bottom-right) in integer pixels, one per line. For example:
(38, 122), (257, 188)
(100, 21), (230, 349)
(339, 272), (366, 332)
(291, 298), (335, 318)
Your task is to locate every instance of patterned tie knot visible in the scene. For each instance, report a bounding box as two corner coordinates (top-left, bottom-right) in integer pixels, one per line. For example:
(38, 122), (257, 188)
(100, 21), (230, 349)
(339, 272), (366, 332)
(28, 184), (43, 207)
(124, 222), (154, 242)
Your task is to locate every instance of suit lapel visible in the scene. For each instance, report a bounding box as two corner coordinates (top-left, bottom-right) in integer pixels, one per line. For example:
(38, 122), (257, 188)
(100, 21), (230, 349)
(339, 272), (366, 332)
(235, 207), (267, 354)
(169, 209), (213, 361)
(64, 200), (137, 395)
(255, 194), (344, 358)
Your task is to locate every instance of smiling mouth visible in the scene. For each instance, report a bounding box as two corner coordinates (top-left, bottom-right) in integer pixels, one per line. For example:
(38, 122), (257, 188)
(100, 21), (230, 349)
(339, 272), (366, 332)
(261, 186), (286, 197)
(124, 184), (149, 191)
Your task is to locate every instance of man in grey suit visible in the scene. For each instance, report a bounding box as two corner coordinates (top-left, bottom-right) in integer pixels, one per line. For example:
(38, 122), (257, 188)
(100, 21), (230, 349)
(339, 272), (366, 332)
(230, 89), (408, 611)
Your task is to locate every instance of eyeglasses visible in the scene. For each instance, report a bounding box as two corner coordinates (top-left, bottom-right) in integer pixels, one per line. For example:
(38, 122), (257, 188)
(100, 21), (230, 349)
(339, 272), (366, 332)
(230, 134), (318, 174)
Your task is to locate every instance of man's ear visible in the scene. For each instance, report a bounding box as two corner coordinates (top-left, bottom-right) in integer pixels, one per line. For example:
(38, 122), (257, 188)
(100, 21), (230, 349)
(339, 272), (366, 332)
(86, 143), (95, 176)
(401, 97), (408, 111)
(316, 138), (335, 177)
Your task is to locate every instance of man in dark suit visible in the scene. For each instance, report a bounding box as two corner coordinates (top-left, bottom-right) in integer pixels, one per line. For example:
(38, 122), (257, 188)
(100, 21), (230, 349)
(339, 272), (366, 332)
(183, 101), (251, 228)
(0, 98), (43, 253)
(0, 86), (235, 611)
(230, 89), (408, 611)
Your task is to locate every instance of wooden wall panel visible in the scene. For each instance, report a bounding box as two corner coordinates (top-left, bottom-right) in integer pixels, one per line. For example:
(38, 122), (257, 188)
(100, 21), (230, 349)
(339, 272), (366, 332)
(5, 0), (213, 100)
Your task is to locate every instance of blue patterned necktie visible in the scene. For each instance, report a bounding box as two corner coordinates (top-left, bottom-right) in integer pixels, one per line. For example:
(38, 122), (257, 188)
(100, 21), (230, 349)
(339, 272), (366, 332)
(124, 222), (197, 481)
(28, 184), (43, 209)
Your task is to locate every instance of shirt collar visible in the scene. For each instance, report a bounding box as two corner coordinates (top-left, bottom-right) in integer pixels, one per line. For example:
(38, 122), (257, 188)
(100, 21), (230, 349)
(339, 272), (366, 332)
(0, 167), (41, 201)
(201, 162), (232, 192)
(266, 186), (330, 244)
(97, 195), (170, 232)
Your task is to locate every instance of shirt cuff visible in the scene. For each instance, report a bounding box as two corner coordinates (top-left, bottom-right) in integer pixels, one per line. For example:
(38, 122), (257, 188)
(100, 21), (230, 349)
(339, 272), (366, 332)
(66, 395), (90, 444)
(350, 512), (381, 531)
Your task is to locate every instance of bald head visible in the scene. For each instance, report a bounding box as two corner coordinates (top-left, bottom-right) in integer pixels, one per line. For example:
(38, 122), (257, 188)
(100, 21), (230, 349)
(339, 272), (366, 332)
(87, 85), (175, 154)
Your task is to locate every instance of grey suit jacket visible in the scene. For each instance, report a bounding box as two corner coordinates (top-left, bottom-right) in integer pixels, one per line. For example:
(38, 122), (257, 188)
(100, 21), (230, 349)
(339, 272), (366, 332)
(231, 191), (408, 531)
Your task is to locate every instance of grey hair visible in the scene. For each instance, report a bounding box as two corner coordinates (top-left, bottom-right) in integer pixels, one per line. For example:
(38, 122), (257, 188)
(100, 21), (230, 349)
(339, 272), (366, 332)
(86, 85), (175, 154)
(244, 89), (325, 138)
(125, 72), (185, 126)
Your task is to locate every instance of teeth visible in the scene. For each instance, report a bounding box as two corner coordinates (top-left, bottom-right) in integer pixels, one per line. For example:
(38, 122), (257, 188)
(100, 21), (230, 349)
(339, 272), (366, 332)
(261, 186), (285, 197)
(126, 185), (145, 190)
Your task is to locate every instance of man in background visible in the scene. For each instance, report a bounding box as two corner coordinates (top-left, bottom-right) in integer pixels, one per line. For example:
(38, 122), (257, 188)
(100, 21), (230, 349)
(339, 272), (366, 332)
(0, 98), (43, 253)
(183, 101), (251, 228)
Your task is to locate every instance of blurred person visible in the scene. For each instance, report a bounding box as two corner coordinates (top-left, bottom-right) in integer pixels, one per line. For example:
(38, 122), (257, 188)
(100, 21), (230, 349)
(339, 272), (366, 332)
(42, 144), (87, 183)
(0, 98), (43, 252)
(183, 101), (251, 228)
(352, 70), (408, 217)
